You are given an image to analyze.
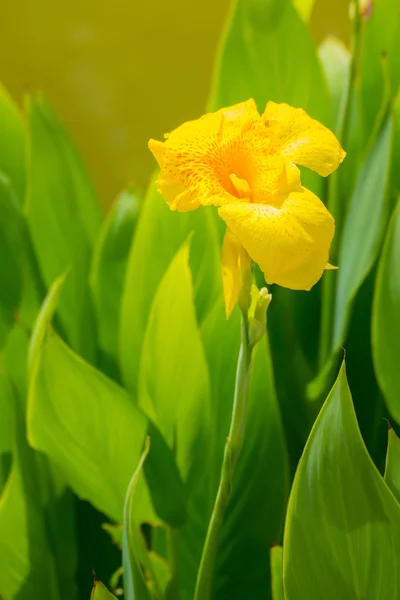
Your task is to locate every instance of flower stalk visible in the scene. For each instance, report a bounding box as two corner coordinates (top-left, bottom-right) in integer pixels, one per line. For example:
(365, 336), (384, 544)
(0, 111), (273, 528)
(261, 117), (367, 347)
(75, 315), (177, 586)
(194, 285), (271, 600)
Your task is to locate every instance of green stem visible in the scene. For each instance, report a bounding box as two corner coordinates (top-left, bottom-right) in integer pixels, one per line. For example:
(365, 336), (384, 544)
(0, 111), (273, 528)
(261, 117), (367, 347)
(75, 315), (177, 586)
(319, 0), (362, 368)
(194, 310), (253, 600)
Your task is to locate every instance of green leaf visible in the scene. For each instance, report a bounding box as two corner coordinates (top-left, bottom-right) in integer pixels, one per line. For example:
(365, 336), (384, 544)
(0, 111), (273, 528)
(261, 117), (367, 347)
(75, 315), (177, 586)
(0, 361), (14, 456)
(0, 84), (25, 203)
(333, 116), (393, 349)
(28, 280), (148, 522)
(25, 95), (98, 360)
(90, 187), (141, 377)
(90, 580), (118, 600)
(283, 362), (400, 599)
(123, 437), (161, 600)
(213, 331), (289, 600)
(372, 198), (400, 423)
(384, 425), (400, 504)
(318, 36), (350, 130)
(0, 389), (62, 600)
(143, 422), (187, 528)
(209, 0), (330, 127)
(0, 176), (24, 348)
(359, 0), (400, 145)
(120, 179), (220, 395)
(270, 546), (284, 600)
(139, 242), (211, 492)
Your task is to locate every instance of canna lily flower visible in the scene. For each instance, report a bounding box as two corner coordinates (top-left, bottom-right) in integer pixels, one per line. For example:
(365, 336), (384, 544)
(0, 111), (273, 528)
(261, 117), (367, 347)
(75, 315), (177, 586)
(149, 99), (345, 317)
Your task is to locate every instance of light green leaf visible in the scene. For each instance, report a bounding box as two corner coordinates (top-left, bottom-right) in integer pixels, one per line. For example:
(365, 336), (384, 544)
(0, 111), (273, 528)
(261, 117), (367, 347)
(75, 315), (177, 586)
(28, 280), (147, 523)
(139, 243), (210, 492)
(318, 36), (351, 130)
(91, 187), (140, 377)
(209, 0), (330, 126)
(120, 179), (220, 395)
(0, 176), (24, 348)
(373, 199), (400, 423)
(333, 116), (393, 349)
(0, 84), (25, 203)
(26, 95), (98, 360)
(384, 425), (400, 504)
(90, 580), (118, 600)
(270, 546), (284, 600)
(283, 362), (400, 599)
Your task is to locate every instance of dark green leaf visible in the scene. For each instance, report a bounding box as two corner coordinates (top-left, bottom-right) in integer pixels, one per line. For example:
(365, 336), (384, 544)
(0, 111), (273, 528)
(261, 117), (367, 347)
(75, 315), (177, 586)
(384, 425), (400, 504)
(283, 362), (400, 599)
(0, 176), (24, 348)
(372, 198), (400, 423)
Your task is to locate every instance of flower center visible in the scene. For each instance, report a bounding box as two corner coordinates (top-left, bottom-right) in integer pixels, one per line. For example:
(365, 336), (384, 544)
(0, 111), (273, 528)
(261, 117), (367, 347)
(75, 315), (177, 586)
(229, 174), (252, 201)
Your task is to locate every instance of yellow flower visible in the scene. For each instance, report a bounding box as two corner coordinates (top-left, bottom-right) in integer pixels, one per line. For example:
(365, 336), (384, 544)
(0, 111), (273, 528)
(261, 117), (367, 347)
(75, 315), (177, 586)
(149, 99), (345, 317)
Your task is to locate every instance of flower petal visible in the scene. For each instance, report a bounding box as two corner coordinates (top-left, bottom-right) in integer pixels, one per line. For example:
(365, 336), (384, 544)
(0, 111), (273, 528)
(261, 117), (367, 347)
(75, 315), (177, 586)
(221, 229), (250, 318)
(218, 187), (335, 291)
(148, 99), (260, 211)
(263, 102), (346, 177)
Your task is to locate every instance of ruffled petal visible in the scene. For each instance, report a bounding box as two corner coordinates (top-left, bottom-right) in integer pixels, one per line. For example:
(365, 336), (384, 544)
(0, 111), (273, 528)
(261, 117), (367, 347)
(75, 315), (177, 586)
(218, 187), (335, 291)
(263, 102), (346, 177)
(148, 99), (260, 211)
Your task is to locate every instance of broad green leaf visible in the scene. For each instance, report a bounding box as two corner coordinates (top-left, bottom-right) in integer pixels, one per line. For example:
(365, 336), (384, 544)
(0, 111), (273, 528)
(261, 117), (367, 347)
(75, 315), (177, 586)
(120, 179), (220, 395)
(270, 546), (284, 600)
(26, 95), (97, 360)
(283, 362), (400, 599)
(209, 0), (330, 127)
(28, 280), (147, 522)
(384, 426), (400, 504)
(372, 198), (400, 424)
(0, 176), (24, 348)
(0, 84), (25, 203)
(91, 187), (140, 378)
(0, 390), (61, 600)
(139, 243), (210, 492)
(318, 36), (350, 130)
(90, 580), (118, 600)
(214, 333), (289, 600)
(333, 116), (393, 349)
